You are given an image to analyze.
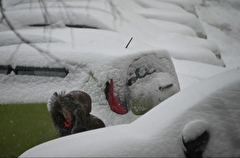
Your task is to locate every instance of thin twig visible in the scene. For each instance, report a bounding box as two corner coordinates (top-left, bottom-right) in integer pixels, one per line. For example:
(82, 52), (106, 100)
(125, 37), (133, 49)
(0, 0), (69, 67)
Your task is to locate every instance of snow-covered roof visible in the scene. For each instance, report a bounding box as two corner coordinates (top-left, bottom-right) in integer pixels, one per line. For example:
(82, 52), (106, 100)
(117, 0), (206, 38)
(1, 0), (225, 66)
(0, 28), (160, 68)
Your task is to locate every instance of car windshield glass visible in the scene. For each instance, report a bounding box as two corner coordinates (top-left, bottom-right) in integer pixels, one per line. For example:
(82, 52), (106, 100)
(0, 65), (12, 75)
(65, 24), (98, 29)
(28, 24), (98, 29)
(127, 54), (169, 86)
(14, 66), (68, 78)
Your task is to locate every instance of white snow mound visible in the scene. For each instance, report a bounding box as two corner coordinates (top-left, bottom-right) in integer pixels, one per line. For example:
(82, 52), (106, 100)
(182, 119), (209, 142)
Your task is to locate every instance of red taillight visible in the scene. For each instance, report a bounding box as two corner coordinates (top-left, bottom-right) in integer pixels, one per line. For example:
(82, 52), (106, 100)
(107, 79), (127, 115)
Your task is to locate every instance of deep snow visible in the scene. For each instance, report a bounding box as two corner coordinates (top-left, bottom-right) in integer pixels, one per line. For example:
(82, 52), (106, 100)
(196, 0), (240, 69)
(0, 0), (240, 157)
(20, 69), (240, 157)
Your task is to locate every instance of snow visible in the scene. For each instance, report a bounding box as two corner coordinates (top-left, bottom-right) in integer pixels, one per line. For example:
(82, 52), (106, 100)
(195, 0), (240, 69)
(0, 28), (180, 124)
(20, 69), (240, 157)
(182, 120), (209, 142)
(0, 32), (61, 47)
(130, 72), (178, 105)
(148, 18), (197, 37)
(110, 1), (225, 66)
(172, 59), (227, 80)
(1, 0), (225, 66)
(134, 0), (187, 13)
(135, 8), (206, 38)
(1, 0), (240, 157)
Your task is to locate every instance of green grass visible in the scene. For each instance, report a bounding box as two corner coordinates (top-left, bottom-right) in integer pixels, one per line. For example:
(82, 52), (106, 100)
(0, 103), (58, 157)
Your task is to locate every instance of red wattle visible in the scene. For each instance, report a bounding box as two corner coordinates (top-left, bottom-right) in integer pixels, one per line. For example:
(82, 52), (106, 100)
(108, 79), (127, 115)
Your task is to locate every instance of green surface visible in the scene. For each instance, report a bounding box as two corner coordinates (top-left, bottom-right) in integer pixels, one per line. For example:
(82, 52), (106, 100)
(0, 103), (58, 157)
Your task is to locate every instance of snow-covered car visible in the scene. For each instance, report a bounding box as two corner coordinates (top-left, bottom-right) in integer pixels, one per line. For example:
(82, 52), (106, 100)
(119, 0), (207, 38)
(0, 28), (180, 116)
(20, 69), (240, 157)
(1, 0), (225, 67)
